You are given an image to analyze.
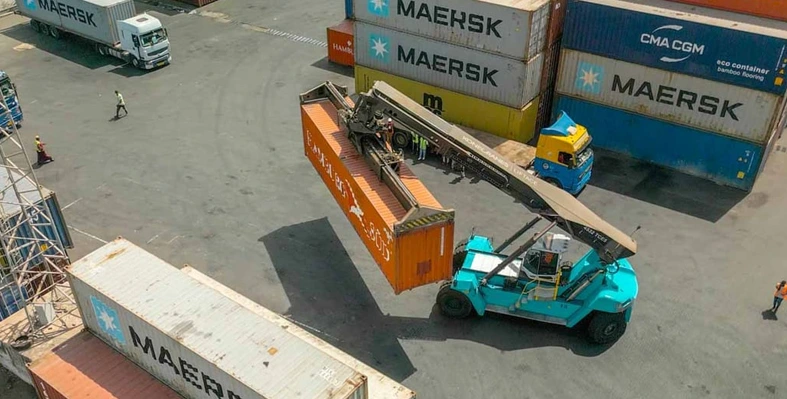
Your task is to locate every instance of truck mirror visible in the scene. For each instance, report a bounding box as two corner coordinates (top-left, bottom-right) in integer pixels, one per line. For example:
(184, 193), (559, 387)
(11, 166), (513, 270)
(132, 35), (139, 47)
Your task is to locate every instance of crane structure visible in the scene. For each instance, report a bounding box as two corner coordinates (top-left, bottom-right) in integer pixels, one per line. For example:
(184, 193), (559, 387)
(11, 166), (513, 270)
(0, 94), (72, 341)
(301, 81), (639, 343)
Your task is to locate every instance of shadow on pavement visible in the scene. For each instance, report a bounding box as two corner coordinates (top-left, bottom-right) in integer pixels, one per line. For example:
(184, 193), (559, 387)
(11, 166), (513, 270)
(262, 218), (612, 382)
(589, 150), (746, 222)
(310, 57), (353, 78)
(762, 309), (778, 320)
(1, 25), (124, 70)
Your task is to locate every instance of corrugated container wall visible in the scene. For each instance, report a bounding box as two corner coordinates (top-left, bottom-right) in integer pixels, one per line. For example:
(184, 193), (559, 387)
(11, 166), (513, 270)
(353, 0), (551, 61)
(328, 19), (355, 67)
(562, 0), (787, 95)
(15, 0), (137, 45)
(354, 22), (544, 109)
(553, 94), (765, 190)
(546, 0), (567, 46)
(536, 41), (562, 131)
(665, 0), (787, 22)
(556, 49), (783, 143)
(67, 239), (368, 399)
(28, 330), (182, 399)
(355, 65), (540, 143)
(301, 100), (456, 294)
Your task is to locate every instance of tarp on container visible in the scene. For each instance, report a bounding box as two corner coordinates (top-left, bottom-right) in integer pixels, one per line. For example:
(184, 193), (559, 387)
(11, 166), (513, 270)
(67, 239), (368, 399)
(562, 0), (787, 95)
(353, 0), (551, 61)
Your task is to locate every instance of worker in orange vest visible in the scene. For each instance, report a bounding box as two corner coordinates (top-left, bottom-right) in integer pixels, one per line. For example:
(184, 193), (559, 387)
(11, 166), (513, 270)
(772, 280), (787, 313)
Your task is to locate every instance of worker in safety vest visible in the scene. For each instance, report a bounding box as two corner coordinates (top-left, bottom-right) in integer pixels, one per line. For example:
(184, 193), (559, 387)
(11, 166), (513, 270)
(772, 280), (787, 313)
(384, 118), (394, 152)
(418, 135), (428, 161)
(411, 132), (419, 154)
(34, 135), (53, 165)
(115, 90), (128, 118)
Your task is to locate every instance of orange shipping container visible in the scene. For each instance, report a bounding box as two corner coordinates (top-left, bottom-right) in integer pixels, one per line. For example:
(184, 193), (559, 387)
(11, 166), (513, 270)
(666, 0), (787, 21)
(301, 99), (455, 294)
(27, 330), (182, 399)
(327, 19), (354, 67)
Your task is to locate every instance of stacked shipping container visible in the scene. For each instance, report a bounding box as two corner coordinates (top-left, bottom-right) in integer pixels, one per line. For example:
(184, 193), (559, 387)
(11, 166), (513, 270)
(665, 0), (787, 22)
(351, 0), (566, 143)
(556, 0), (787, 190)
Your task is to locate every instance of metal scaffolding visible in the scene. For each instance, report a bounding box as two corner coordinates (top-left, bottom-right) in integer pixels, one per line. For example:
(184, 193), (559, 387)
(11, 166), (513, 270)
(0, 93), (73, 339)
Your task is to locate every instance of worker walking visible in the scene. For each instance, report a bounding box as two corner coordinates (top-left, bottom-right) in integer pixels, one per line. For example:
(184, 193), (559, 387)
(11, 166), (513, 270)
(115, 90), (128, 118)
(772, 280), (787, 313)
(418, 135), (428, 161)
(34, 135), (53, 165)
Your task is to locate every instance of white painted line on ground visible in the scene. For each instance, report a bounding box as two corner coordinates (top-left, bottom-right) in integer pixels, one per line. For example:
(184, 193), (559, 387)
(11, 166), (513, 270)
(62, 197), (82, 210)
(146, 233), (161, 244)
(69, 226), (108, 244)
(167, 235), (182, 245)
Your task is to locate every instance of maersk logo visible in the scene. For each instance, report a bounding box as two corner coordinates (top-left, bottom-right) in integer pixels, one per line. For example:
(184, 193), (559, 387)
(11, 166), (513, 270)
(368, 0), (389, 17)
(640, 25), (705, 63)
(23, 0), (36, 10)
(369, 34), (390, 62)
(91, 296), (126, 345)
(576, 61), (604, 95)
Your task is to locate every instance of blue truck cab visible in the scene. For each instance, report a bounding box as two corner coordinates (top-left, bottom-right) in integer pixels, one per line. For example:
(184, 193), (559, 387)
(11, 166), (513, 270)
(439, 233), (638, 344)
(533, 112), (593, 195)
(0, 71), (23, 131)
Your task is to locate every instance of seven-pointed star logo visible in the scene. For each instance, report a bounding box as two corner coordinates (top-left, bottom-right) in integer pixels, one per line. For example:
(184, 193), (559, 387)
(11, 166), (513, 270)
(574, 61), (604, 95)
(90, 295), (126, 344)
(24, 0), (36, 10)
(368, 0), (389, 17)
(369, 34), (389, 62)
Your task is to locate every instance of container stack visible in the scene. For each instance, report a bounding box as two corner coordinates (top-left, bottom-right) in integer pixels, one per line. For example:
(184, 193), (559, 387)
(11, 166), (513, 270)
(350, 0), (565, 143)
(554, 0), (787, 190)
(327, 1), (356, 67)
(665, 0), (787, 22)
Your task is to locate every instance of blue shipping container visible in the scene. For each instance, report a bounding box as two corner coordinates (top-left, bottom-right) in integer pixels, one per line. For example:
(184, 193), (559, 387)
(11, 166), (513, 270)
(0, 193), (72, 268)
(562, 0), (787, 95)
(345, 0), (352, 18)
(554, 95), (763, 190)
(0, 275), (27, 320)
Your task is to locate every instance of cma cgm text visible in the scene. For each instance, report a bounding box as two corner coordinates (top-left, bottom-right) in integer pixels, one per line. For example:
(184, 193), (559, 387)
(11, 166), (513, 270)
(611, 75), (743, 121)
(397, 0), (502, 38)
(398, 46), (498, 86)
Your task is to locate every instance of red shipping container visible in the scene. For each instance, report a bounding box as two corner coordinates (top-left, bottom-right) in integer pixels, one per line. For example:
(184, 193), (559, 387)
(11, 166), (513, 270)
(27, 330), (181, 399)
(666, 0), (787, 21)
(546, 0), (568, 46)
(301, 99), (455, 294)
(327, 19), (354, 67)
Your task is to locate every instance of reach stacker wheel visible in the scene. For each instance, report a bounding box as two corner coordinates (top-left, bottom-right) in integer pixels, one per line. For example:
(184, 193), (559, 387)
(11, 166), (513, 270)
(437, 282), (473, 319)
(587, 312), (627, 344)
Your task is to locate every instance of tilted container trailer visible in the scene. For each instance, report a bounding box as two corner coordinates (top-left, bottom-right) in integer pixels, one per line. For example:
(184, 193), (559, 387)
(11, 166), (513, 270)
(353, 0), (551, 61)
(181, 266), (417, 399)
(664, 0), (787, 22)
(15, 0), (172, 69)
(354, 21), (544, 109)
(555, 49), (783, 144)
(562, 0), (787, 95)
(355, 64), (540, 143)
(301, 98), (456, 294)
(27, 330), (182, 399)
(67, 238), (369, 399)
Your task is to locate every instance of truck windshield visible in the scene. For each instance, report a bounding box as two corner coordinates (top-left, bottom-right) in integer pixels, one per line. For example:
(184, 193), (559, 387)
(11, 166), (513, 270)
(0, 79), (14, 98)
(141, 29), (167, 47)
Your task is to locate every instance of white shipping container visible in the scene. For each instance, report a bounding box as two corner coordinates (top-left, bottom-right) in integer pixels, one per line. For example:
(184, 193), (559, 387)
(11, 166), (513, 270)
(355, 21), (543, 109)
(555, 49), (782, 143)
(67, 239), (368, 399)
(353, 0), (550, 61)
(15, 0), (136, 46)
(181, 266), (417, 399)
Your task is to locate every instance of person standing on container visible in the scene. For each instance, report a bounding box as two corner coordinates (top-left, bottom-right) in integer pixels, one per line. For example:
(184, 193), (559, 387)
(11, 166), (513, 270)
(35, 135), (53, 165)
(115, 90), (128, 118)
(772, 280), (787, 313)
(418, 135), (428, 161)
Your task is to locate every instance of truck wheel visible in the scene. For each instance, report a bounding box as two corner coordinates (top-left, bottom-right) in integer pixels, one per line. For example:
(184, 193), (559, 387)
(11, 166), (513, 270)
(392, 130), (409, 149)
(131, 57), (141, 69)
(437, 283), (473, 318)
(30, 20), (40, 33)
(96, 45), (107, 56)
(587, 312), (627, 344)
(49, 27), (61, 39)
(39, 24), (49, 36)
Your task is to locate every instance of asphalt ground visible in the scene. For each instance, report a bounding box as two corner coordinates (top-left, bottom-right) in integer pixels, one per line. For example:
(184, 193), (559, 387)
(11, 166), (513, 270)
(0, 1), (786, 398)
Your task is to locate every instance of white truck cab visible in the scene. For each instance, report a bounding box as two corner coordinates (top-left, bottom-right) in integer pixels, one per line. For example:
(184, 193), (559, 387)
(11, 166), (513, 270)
(116, 15), (171, 69)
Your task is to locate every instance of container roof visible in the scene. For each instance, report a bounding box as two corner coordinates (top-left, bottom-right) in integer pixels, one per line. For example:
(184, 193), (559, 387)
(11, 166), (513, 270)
(0, 164), (51, 218)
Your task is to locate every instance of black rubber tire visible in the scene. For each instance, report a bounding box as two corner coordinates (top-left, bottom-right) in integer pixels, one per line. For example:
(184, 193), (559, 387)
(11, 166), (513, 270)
(544, 177), (562, 189)
(30, 20), (40, 33)
(97, 45), (106, 56)
(392, 130), (409, 149)
(131, 57), (141, 69)
(39, 24), (50, 36)
(437, 283), (474, 319)
(49, 27), (60, 39)
(587, 312), (627, 344)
